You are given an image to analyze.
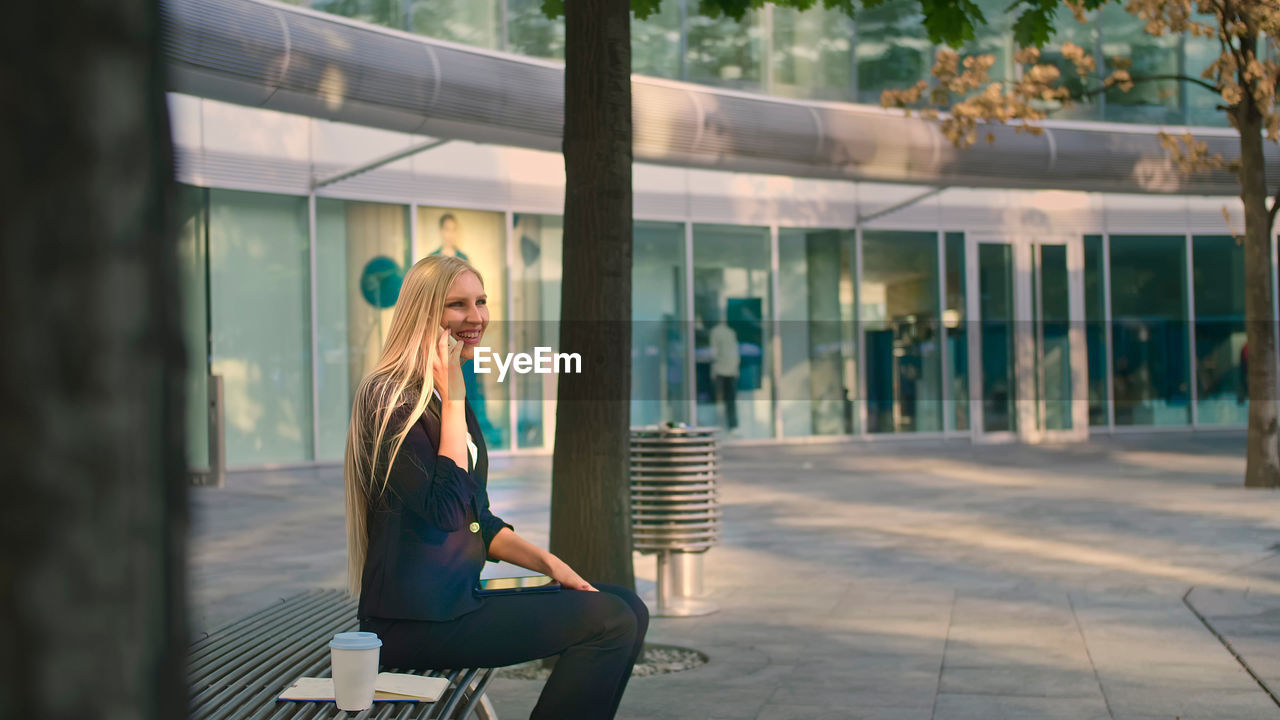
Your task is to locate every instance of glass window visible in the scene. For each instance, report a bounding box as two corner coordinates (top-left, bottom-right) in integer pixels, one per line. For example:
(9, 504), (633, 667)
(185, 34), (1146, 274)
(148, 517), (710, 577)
(771, 5), (855, 101)
(1184, 13), (1230, 127)
(778, 229), (858, 437)
(693, 225), (772, 438)
(315, 199), (412, 463)
(862, 230), (943, 433)
(686, 9), (764, 90)
(1039, 12), (1102, 121)
(417, 207), (510, 449)
(208, 189), (313, 466)
(964, 0), (1015, 84)
(855, 0), (933, 105)
(1109, 235), (1190, 426)
(944, 232), (969, 431)
(1099, 4), (1181, 124)
(633, 0), (682, 79)
(408, 0), (500, 48)
(978, 243), (1016, 433)
(633, 222), (689, 428)
(1036, 244), (1073, 430)
(178, 185), (210, 469)
(311, 0), (403, 29)
(1084, 235), (1108, 426)
(510, 213), (563, 449)
(1193, 235), (1247, 426)
(507, 0), (565, 59)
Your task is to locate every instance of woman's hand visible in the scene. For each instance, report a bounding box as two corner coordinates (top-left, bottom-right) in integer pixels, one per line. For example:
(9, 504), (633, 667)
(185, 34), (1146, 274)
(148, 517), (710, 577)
(431, 329), (466, 403)
(546, 555), (597, 592)
(486, 530), (598, 592)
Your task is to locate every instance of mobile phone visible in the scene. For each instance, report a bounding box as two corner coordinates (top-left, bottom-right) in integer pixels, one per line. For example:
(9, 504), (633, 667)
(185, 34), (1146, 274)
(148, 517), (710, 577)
(446, 332), (459, 352)
(476, 575), (561, 597)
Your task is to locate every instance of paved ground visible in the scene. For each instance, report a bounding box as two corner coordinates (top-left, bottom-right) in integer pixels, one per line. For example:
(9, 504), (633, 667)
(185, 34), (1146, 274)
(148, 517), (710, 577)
(189, 432), (1280, 719)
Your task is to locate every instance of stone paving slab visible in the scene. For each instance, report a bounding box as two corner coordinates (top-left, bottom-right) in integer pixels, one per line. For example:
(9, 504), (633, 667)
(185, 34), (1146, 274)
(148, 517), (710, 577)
(188, 432), (1280, 718)
(932, 693), (1111, 720)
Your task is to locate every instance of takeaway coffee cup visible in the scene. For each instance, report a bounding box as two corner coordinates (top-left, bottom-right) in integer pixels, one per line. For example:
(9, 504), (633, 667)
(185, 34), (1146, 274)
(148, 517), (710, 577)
(329, 631), (382, 711)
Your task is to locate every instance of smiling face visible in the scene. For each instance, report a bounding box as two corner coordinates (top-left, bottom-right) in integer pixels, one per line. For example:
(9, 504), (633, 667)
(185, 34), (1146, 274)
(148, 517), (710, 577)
(440, 270), (488, 360)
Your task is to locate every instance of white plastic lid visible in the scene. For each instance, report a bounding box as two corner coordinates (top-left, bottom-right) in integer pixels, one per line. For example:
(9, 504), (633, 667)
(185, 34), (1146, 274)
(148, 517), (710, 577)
(329, 631), (382, 651)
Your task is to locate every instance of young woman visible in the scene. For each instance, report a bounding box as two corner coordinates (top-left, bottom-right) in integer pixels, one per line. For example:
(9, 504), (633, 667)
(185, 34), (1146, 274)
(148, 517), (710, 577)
(345, 255), (649, 719)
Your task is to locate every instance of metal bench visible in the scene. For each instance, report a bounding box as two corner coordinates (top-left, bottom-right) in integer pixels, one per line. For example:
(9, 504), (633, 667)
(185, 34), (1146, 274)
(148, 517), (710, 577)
(188, 589), (497, 720)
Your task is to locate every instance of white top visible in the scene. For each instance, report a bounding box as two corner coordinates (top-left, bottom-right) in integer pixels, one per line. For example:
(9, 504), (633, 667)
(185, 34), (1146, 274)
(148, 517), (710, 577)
(709, 322), (741, 377)
(432, 388), (478, 471)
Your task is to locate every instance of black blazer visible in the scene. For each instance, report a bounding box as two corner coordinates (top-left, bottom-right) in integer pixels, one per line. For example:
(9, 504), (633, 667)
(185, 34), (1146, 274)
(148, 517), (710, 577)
(357, 396), (513, 622)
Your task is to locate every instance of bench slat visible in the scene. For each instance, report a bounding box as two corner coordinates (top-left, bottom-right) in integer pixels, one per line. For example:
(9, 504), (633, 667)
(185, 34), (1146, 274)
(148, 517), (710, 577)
(189, 590), (495, 720)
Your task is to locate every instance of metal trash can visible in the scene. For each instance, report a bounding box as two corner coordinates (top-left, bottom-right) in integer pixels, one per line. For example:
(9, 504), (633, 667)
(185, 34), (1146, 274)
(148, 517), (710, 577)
(629, 425), (721, 617)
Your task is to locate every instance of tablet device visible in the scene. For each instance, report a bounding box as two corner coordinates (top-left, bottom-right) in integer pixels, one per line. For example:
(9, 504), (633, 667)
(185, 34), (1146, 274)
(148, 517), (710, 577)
(476, 575), (561, 597)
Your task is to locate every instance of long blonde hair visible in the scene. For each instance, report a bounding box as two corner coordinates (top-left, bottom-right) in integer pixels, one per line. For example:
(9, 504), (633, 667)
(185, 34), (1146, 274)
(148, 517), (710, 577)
(344, 254), (483, 596)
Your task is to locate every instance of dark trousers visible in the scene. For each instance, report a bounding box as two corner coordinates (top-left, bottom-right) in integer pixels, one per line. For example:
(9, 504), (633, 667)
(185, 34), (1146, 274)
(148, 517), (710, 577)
(359, 583), (648, 720)
(716, 374), (738, 429)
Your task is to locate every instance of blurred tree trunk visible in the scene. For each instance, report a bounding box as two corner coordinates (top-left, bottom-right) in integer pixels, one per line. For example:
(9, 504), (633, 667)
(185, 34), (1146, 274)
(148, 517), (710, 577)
(1234, 92), (1280, 488)
(550, 0), (636, 589)
(0, 1), (189, 717)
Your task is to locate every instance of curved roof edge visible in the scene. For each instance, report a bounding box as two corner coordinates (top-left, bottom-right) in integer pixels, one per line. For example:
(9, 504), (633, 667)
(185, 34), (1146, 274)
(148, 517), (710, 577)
(160, 0), (1275, 196)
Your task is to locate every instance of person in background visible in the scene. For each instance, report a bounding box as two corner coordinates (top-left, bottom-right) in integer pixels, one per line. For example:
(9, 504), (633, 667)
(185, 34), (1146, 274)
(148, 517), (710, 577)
(709, 309), (740, 432)
(430, 213), (470, 261)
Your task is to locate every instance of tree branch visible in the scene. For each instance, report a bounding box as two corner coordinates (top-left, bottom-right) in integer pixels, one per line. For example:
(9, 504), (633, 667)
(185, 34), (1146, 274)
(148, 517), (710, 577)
(1072, 74), (1221, 99)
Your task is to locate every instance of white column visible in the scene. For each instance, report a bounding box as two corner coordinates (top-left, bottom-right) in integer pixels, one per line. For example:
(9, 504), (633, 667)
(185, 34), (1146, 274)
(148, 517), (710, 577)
(770, 224), (782, 438)
(308, 192), (320, 460)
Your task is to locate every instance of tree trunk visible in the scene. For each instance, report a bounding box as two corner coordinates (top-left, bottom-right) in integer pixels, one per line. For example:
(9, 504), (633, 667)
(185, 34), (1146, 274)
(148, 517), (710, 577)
(0, 1), (189, 717)
(550, 0), (636, 589)
(1235, 102), (1280, 487)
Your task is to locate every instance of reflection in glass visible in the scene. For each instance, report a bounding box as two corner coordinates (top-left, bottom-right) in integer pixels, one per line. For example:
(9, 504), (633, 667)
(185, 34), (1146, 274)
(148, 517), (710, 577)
(778, 229), (858, 437)
(1039, 13), (1102, 121)
(633, 0), (682, 79)
(979, 243), (1016, 433)
(1036, 244), (1072, 431)
(944, 233), (969, 431)
(409, 0), (500, 47)
(178, 185), (210, 469)
(511, 214), (563, 448)
(632, 222), (689, 427)
(686, 9), (764, 90)
(1110, 235), (1190, 426)
(963, 0), (1015, 84)
(693, 225), (772, 438)
(1099, 5), (1181, 124)
(1084, 235), (1108, 425)
(311, 0), (403, 29)
(855, 0), (933, 105)
(208, 189), (313, 466)
(1193, 235), (1247, 426)
(862, 231), (942, 433)
(417, 207), (510, 449)
(315, 199), (412, 462)
(771, 5), (855, 101)
(507, 0), (565, 59)
(1184, 14), (1230, 127)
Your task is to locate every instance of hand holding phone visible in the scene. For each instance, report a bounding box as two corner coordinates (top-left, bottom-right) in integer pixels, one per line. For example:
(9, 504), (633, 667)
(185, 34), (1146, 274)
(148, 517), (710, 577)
(432, 329), (466, 402)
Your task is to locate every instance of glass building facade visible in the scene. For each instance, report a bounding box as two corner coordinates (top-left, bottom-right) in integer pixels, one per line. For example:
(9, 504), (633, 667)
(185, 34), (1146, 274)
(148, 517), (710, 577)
(288, 0), (1228, 127)
(178, 169), (1256, 467)
(171, 1), (1259, 470)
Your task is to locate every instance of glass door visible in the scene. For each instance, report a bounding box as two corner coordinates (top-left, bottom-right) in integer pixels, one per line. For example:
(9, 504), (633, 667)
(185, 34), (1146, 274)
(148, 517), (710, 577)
(967, 240), (1017, 439)
(1029, 241), (1089, 440)
(966, 237), (1087, 441)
